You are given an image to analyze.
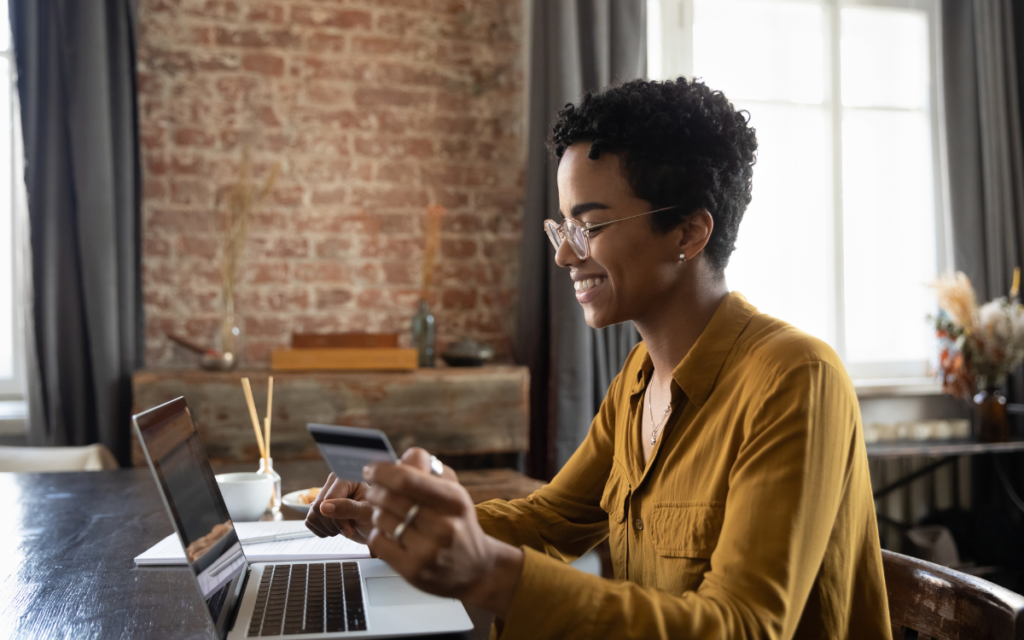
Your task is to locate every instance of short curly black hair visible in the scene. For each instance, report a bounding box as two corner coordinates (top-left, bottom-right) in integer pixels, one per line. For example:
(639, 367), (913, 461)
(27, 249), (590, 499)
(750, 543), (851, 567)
(550, 77), (757, 271)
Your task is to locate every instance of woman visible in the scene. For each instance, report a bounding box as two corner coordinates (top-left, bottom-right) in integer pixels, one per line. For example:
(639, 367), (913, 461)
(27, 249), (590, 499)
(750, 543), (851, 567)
(306, 78), (891, 639)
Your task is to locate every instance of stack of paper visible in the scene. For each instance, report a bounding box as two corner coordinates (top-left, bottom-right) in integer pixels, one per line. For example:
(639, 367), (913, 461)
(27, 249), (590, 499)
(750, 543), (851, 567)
(135, 521), (369, 566)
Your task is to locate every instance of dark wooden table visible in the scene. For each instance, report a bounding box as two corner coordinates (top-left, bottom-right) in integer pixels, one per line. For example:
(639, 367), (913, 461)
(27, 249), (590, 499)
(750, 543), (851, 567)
(0, 461), (540, 639)
(865, 437), (1024, 460)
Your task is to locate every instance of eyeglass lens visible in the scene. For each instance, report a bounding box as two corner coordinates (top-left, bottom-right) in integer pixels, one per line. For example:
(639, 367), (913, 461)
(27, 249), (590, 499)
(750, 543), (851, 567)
(544, 219), (587, 258)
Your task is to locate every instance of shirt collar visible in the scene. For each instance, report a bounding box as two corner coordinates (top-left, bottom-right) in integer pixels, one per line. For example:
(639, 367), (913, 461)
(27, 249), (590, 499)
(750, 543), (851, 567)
(630, 292), (758, 409)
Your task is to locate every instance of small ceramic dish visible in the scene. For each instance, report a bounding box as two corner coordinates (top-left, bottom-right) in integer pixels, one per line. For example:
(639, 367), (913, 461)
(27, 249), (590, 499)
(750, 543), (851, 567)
(282, 489), (313, 513)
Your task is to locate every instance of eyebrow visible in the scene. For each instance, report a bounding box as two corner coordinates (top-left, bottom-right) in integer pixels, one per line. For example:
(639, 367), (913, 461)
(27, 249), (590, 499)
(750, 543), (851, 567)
(561, 202), (611, 219)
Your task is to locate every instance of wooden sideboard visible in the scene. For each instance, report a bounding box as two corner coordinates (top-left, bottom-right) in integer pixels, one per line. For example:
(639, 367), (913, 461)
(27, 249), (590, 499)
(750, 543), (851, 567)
(131, 367), (530, 466)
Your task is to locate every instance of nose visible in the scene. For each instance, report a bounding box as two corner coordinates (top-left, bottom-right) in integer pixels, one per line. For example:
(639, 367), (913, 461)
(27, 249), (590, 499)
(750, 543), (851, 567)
(554, 235), (581, 268)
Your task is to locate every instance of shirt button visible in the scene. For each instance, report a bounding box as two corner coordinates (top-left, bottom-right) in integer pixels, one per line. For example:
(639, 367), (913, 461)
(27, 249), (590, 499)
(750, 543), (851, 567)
(634, 518), (644, 530)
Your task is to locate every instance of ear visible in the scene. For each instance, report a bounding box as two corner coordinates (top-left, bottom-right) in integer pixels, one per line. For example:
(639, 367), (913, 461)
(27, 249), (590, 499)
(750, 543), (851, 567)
(677, 209), (714, 261)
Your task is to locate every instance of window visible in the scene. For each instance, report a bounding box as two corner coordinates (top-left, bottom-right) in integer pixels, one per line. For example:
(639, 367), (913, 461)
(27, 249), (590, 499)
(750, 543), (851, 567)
(0, 3), (23, 400)
(648, 0), (948, 383)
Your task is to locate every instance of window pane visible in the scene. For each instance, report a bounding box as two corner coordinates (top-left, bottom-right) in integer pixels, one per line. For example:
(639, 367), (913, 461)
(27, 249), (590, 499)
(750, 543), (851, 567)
(0, 1), (8, 52)
(726, 102), (833, 343)
(647, 0), (664, 81)
(842, 109), (936, 364)
(694, 0), (825, 104)
(0, 56), (11, 380)
(841, 7), (930, 110)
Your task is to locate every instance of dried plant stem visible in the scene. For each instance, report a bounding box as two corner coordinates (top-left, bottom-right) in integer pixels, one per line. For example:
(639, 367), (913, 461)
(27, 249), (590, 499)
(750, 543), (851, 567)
(421, 204), (447, 300)
(220, 150), (280, 308)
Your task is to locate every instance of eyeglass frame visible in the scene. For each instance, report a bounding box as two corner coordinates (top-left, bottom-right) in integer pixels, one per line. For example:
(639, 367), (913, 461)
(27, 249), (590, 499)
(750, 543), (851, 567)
(543, 205), (681, 260)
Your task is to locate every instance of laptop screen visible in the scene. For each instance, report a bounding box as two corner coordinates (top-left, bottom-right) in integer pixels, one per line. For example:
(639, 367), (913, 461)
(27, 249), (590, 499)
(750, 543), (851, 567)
(134, 397), (247, 638)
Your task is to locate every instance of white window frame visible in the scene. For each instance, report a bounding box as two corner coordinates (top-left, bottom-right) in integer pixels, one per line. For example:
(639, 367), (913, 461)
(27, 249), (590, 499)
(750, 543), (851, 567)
(0, 17), (25, 402)
(648, 0), (951, 391)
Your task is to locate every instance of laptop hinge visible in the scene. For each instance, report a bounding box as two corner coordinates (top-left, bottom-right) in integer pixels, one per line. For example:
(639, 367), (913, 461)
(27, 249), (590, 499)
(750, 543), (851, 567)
(226, 567), (252, 633)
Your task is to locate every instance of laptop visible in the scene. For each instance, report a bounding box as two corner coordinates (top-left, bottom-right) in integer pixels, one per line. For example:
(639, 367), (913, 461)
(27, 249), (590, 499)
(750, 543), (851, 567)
(133, 396), (474, 639)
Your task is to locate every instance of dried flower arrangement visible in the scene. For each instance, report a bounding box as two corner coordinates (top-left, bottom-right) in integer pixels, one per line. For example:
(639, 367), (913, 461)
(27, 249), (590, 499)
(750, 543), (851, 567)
(930, 268), (1024, 397)
(217, 152), (280, 362)
(411, 205), (446, 367)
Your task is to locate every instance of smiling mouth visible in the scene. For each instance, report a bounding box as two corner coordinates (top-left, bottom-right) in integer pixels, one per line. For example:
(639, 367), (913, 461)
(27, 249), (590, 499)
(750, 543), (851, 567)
(574, 276), (607, 292)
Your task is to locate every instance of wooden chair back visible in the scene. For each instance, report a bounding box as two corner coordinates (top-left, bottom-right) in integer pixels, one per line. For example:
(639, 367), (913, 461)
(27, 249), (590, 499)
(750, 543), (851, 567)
(883, 549), (1024, 640)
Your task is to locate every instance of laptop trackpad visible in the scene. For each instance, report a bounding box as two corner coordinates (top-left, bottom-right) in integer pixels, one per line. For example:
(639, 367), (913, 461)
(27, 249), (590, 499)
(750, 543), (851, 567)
(366, 576), (441, 607)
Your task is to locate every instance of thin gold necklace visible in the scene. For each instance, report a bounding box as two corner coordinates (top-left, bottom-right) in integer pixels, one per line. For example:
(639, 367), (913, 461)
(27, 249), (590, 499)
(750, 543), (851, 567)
(646, 381), (672, 445)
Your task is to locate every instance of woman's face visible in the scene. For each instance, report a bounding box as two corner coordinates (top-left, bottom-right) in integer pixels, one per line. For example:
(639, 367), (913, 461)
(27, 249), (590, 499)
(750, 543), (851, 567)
(555, 143), (691, 328)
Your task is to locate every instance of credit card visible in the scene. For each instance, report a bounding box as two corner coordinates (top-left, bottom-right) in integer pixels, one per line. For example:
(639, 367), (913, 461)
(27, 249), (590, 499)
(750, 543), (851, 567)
(307, 424), (399, 483)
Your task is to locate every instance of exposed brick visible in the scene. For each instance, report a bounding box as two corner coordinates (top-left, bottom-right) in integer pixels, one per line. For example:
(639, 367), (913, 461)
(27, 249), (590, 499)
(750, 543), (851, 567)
(144, 180), (168, 201)
(353, 87), (431, 109)
(440, 238), (477, 259)
(292, 7), (372, 30)
(383, 262), (417, 285)
(307, 32), (346, 52)
(247, 261), (291, 285)
(351, 36), (432, 58)
(170, 179), (213, 205)
(139, 0), (524, 368)
(173, 127), (215, 147)
(245, 317), (291, 336)
(441, 287), (477, 310)
(215, 26), (300, 49)
(247, 2), (286, 23)
(293, 261), (350, 283)
(353, 136), (433, 159)
(311, 187), (347, 205)
(242, 53), (285, 76)
(176, 234), (219, 259)
(351, 186), (429, 209)
(144, 237), (172, 258)
(315, 237), (352, 258)
(316, 288), (354, 309)
(253, 236), (309, 258)
(294, 56), (369, 81)
(235, 288), (307, 311)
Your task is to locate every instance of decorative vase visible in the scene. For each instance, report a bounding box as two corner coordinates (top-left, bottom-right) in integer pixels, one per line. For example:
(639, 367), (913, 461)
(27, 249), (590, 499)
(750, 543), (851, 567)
(203, 292), (240, 371)
(411, 298), (435, 367)
(973, 387), (1009, 443)
(257, 456), (282, 515)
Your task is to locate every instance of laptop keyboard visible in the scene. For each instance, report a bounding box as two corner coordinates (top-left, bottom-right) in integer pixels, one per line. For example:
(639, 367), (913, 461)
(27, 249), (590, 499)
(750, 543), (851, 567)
(247, 562), (367, 636)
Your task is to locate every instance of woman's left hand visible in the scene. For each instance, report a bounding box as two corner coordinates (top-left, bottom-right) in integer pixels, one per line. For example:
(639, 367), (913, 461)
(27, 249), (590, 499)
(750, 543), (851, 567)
(363, 450), (524, 618)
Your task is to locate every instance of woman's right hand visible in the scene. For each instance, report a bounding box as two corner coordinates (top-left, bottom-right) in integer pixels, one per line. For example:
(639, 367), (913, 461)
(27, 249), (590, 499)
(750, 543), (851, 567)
(304, 472), (375, 543)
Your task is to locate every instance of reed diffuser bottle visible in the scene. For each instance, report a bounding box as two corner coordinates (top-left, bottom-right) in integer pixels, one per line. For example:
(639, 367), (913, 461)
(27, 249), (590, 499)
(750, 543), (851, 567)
(413, 205), (446, 367)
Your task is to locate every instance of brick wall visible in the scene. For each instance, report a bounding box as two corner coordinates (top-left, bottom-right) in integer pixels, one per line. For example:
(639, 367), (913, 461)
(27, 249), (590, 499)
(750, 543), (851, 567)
(138, 0), (526, 367)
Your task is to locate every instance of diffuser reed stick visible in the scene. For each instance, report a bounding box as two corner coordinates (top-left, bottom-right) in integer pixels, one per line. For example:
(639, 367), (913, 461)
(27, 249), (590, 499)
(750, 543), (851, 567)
(240, 377), (267, 461)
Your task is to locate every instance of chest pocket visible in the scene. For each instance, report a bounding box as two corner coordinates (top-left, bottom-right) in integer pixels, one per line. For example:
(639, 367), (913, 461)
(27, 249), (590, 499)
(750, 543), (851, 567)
(650, 502), (726, 594)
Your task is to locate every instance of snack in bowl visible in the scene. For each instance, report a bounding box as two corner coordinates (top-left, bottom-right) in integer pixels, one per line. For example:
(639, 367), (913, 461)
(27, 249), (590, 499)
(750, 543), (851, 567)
(282, 487), (321, 513)
(297, 486), (320, 505)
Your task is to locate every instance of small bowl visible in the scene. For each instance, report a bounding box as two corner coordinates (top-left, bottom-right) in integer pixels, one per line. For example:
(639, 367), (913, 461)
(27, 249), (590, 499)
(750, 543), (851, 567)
(215, 472), (273, 522)
(282, 490), (313, 514)
(440, 337), (495, 367)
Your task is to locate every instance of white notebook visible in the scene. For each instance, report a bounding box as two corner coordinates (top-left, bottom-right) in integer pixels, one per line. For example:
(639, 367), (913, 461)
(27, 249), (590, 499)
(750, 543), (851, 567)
(135, 520), (370, 566)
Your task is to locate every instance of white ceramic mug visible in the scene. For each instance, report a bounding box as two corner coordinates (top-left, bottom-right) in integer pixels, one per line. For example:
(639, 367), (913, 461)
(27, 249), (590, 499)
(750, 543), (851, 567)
(215, 472), (273, 522)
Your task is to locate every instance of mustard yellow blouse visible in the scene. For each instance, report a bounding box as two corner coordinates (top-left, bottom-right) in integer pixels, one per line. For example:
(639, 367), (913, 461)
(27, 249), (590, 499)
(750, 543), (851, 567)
(476, 292), (891, 639)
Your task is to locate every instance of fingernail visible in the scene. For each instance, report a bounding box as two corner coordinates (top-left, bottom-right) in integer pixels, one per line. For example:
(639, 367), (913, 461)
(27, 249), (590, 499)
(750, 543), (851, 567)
(362, 465), (371, 479)
(321, 503), (335, 514)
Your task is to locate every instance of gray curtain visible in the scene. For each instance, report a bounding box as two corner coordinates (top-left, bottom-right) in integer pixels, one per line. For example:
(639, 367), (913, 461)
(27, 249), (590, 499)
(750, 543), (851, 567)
(10, 0), (143, 464)
(516, 0), (646, 478)
(944, 0), (1024, 410)
(945, 0), (1024, 303)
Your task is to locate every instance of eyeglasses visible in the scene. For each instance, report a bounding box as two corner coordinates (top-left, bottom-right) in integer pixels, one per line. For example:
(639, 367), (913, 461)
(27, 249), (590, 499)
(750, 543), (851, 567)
(543, 205), (680, 260)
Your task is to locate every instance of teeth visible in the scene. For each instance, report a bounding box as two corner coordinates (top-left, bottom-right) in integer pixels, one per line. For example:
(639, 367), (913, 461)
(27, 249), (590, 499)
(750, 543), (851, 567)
(574, 276), (606, 292)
